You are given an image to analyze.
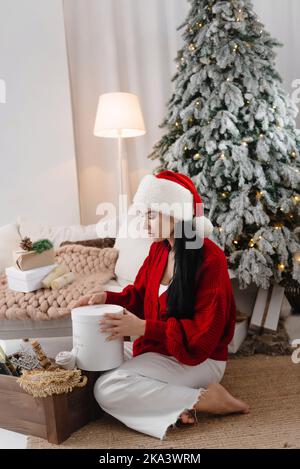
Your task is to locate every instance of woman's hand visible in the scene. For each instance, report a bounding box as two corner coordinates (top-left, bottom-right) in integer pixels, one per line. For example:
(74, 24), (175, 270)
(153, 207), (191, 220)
(99, 309), (146, 341)
(69, 291), (107, 309)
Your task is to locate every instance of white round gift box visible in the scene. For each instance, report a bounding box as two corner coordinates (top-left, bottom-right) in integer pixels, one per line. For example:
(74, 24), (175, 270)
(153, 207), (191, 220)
(71, 304), (125, 371)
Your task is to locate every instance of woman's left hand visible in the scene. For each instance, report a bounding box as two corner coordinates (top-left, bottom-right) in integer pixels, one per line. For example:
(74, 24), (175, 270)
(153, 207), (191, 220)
(99, 309), (146, 340)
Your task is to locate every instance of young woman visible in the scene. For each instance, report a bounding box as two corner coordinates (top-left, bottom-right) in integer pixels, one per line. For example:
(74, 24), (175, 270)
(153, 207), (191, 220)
(72, 170), (250, 440)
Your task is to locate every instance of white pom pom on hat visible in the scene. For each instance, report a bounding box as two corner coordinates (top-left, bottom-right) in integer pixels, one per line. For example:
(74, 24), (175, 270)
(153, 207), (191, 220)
(133, 170), (214, 238)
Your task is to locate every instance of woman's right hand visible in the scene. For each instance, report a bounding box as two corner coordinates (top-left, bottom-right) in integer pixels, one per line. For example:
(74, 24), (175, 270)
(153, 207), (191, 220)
(69, 292), (107, 309)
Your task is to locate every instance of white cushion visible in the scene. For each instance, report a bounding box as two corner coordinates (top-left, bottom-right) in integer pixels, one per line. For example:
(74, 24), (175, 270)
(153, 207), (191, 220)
(18, 217), (98, 248)
(0, 223), (21, 274)
(114, 209), (153, 285)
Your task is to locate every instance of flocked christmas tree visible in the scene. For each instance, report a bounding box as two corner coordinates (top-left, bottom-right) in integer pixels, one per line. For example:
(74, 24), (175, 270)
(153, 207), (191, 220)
(149, 0), (300, 290)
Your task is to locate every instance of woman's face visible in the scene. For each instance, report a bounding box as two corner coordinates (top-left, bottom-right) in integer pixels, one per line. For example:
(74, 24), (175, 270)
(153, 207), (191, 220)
(142, 210), (174, 240)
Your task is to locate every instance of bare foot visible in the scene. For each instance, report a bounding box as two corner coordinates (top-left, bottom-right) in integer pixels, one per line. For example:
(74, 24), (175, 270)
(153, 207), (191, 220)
(194, 383), (250, 415)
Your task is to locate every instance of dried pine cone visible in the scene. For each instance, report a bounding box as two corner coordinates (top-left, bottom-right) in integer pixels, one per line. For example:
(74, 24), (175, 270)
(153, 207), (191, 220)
(20, 236), (33, 251)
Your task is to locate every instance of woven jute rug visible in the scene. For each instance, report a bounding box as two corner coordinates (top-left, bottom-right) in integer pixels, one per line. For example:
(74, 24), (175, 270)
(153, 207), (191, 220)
(27, 355), (300, 449)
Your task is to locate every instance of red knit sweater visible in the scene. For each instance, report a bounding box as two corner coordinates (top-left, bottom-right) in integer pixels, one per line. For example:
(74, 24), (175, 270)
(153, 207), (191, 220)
(104, 238), (236, 366)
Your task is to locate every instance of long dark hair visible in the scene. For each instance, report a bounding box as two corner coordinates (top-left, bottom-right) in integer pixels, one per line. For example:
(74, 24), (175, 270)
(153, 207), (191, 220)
(165, 220), (204, 320)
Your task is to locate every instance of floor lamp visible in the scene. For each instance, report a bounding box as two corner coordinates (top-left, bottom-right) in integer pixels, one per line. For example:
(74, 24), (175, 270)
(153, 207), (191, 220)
(94, 92), (146, 221)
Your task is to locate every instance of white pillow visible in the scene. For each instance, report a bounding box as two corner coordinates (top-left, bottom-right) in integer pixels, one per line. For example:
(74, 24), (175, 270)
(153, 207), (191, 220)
(114, 210), (153, 286)
(0, 223), (21, 274)
(18, 217), (98, 248)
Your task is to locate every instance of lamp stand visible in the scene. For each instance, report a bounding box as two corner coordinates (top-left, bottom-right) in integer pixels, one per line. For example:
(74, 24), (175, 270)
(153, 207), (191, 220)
(117, 134), (131, 221)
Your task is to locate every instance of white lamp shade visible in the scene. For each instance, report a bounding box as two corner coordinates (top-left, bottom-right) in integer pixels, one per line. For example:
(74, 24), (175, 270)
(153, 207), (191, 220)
(94, 92), (146, 138)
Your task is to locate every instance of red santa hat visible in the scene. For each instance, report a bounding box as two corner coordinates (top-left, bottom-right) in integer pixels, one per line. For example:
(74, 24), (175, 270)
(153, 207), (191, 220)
(133, 170), (214, 238)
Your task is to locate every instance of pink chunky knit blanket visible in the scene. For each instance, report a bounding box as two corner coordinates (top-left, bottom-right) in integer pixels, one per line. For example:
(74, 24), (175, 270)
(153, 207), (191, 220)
(0, 244), (119, 320)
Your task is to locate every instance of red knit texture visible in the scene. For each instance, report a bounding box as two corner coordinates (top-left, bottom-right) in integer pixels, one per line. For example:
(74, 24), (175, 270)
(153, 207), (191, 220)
(104, 238), (236, 366)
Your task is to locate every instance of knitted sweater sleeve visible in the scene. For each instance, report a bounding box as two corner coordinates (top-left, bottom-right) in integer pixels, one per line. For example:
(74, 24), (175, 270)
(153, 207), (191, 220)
(143, 254), (235, 365)
(103, 242), (155, 319)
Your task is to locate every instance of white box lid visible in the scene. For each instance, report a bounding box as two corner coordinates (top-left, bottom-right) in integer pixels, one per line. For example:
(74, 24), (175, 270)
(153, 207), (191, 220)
(71, 304), (124, 323)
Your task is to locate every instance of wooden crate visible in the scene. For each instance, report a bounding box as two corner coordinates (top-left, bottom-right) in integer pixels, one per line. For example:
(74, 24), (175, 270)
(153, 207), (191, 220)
(0, 371), (104, 444)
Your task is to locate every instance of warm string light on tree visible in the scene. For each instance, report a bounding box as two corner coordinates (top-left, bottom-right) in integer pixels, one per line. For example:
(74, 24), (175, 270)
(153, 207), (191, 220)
(230, 233), (264, 250)
(248, 238), (255, 248)
(256, 190), (264, 200)
(292, 194), (300, 204)
(235, 8), (244, 22)
(294, 252), (300, 263)
(188, 43), (196, 52)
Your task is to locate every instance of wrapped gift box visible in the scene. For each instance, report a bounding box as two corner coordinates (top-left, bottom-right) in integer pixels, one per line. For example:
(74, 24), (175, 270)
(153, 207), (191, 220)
(250, 284), (285, 332)
(5, 264), (57, 293)
(228, 314), (249, 354)
(13, 247), (55, 271)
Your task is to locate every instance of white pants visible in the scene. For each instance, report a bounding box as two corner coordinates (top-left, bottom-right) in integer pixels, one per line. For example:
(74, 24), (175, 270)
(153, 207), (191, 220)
(94, 341), (226, 440)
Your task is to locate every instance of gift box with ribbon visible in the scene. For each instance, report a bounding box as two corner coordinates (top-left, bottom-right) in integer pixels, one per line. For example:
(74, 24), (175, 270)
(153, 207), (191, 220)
(250, 284), (285, 332)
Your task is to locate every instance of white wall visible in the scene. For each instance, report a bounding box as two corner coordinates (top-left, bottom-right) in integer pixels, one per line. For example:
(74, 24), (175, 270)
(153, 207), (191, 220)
(0, 0), (80, 226)
(253, 0), (300, 120)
